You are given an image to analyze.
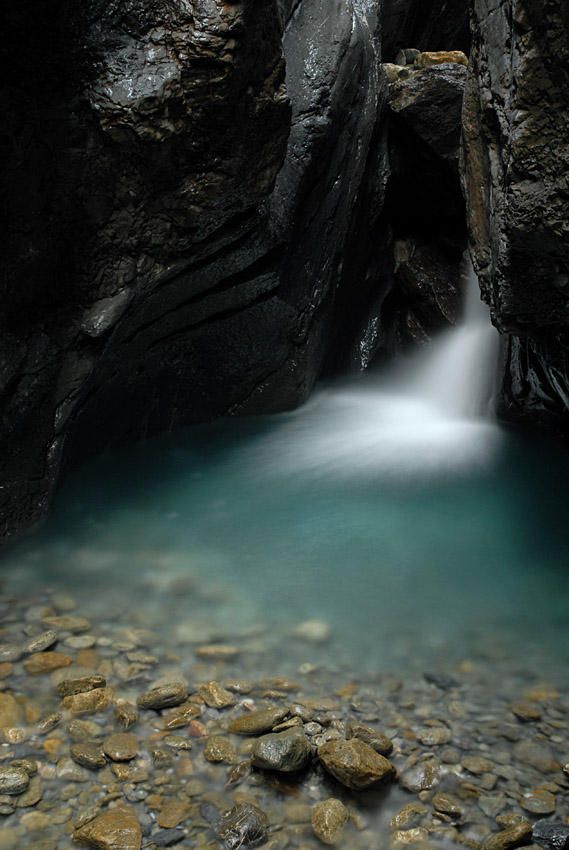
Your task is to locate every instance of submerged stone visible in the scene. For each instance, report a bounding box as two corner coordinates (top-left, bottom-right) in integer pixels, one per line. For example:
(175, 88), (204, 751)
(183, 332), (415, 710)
(73, 806), (142, 850)
(311, 798), (348, 845)
(251, 727), (312, 772)
(484, 823), (533, 850)
(317, 739), (396, 791)
(0, 765), (30, 795)
(137, 683), (187, 710)
(533, 821), (569, 850)
(346, 721), (393, 756)
(218, 802), (269, 849)
(228, 707), (288, 735)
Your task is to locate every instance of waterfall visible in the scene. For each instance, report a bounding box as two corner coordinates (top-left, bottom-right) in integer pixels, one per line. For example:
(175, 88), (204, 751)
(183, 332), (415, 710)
(247, 262), (502, 478)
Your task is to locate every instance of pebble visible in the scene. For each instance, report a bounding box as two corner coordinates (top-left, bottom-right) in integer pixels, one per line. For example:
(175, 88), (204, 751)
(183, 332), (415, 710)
(160, 703), (200, 729)
(62, 686), (113, 715)
(432, 792), (463, 817)
(64, 634), (97, 649)
(103, 732), (138, 761)
(345, 721), (394, 756)
(513, 742), (559, 774)
(521, 790), (556, 814)
(73, 806), (142, 850)
(463, 756), (495, 774)
(416, 726), (452, 746)
(0, 645), (22, 663)
(23, 631), (58, 654)
(55, 675), (107, 697)
(196, 644), (240, 660)
(532, 821), (569, 850)
(317, 739), (396, 791)
(69, 743), (107, 770)
(392, 827), (429, 845)
(114, 701), (139, 729)
(423, 672), (457, 690)
(400, 757), (441, 791)
(137, 683), (188, 710)
(157, 800), (191, 828)
(198, 681), (234, 708)
(389, 803), (429, 830)
(0, 765), (31, 795)
(204, 735), (235, 763)
(511, 703), (541, 722)
(251, 728), (312, 772)
(311, 798), (348, 845)
(23, 651), (72, 674)
(42, 615), (91, 633)
(484, 823), (533, 850)
(218, 802), (269, 850)
(229, 707), (289, 735)
(0, 694), (22, 727)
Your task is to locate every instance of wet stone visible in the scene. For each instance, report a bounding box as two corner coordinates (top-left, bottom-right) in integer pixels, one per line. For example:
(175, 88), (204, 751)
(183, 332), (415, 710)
(157, 800), (191, 828)
(23, 651), (72, 674)
(484, 823), (533, 850)
(432, 792), (463, 817)
(424, 672), (457, 690)
(218, 802), (269, 849)
(511, 703), (541, 722)
(137, 683), (188, 710)
(42, 615), (91, 633)
(149, 828), (186, 847)
(251, 728), (312, 772)
(224, 679), (254, 694)
(56, 675), (107, 697)
(24, 630), (58, 654)
(311, 798), (348, 845)
(0, 694), (22, 727)
(114, 701), (139, 729)
(400, 757), (441, 791)
(73, 805), (142, 850)
(0, 764), (30, 794)
(63, 686), (113, 715)
(0, 645), (21, 663)
(392, 827), (429, 845)
(389, 803), (429, 830)
(161, 703), (200, 729)
(196, 644), (240, 660)
(532, 821), (569, 850)
(103, 732), (138, 761)
(318, 739), (396, 791)
(229, 707), (289, 735)
(198, 681), (234, 708)
(16, 775), (43, 807)
(205, 735), (235, 763)
(70, 743), (107, 770)
(36, 714), (62, 735)
(513, 742), (559, 773)
(521, 790), (556, 814)
(462, 756), (495, 774)
(417, 726), (452, 746)
(346, 721), (394, 755)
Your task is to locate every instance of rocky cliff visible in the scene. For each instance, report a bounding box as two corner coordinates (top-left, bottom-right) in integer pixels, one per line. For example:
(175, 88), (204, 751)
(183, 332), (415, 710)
(462, 0), (569, 430)
(0, 0), (389, 538)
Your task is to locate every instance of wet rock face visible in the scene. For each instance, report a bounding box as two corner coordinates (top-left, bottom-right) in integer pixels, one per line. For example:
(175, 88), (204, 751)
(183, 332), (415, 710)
(462, 0), (569, 429)
(0, 0), (389, 538)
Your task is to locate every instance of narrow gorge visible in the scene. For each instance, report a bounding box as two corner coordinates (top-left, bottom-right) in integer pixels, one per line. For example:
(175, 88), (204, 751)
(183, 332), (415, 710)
(1, 2), (569, 850)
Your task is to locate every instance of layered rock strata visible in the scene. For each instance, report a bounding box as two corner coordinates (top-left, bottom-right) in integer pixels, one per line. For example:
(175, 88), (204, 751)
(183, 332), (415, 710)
(0, 0), (389, 538)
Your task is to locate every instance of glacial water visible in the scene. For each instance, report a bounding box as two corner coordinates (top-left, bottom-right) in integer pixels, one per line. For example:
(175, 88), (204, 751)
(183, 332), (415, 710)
(2, 271), (569, 682)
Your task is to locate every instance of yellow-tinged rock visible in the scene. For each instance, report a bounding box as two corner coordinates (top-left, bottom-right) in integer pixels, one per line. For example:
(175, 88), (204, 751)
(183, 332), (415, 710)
(73, 805), (142, 850)
(311, 798), (348, 845)
(0, 694), (22, 728)
(415, 51), (468, 68)
(63, 687), (113, 715)
(157, 800), (192, 828)
(24, 652), (72, 675)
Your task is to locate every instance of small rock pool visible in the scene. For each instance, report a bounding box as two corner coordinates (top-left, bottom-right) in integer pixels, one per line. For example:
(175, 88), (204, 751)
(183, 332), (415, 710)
(1, 372), (569, 849)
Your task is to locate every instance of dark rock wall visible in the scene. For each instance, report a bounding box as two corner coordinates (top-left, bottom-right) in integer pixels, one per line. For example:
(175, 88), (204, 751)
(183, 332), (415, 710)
(462, 0), (569, 430)
(0, 0), (389, 539)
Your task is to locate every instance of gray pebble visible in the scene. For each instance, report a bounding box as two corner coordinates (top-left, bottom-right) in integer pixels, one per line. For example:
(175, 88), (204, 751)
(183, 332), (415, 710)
(24, 630), (58, 654)
(0, 764), (30, 795)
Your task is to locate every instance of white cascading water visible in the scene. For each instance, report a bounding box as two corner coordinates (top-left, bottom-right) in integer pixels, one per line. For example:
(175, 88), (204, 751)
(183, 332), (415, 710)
(249, 262), (502, 478)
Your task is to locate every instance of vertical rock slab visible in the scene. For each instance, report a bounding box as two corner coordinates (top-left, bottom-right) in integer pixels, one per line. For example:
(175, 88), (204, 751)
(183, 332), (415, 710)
(0, 0), (389, 538)
(462, 0), (569, 429)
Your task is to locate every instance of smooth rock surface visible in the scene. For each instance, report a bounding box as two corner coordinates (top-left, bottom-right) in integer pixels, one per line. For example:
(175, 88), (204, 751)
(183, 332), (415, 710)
(251, 728), (312, 772)
(311, 798), (349, 846)
(317, 738), (396, 791)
